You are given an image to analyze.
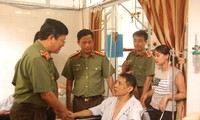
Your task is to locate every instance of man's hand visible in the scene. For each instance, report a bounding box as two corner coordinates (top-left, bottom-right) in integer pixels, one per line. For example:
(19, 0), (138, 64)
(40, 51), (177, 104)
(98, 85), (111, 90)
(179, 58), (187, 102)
(124, 60), (132, 69)
(140, 93), (147, 108)
(122, 60), (132, 73)
(0, 110), (10, 115)
(158, 95), (169, 112)
(68, 111), (75, 119)
(57, 109), (71, 120)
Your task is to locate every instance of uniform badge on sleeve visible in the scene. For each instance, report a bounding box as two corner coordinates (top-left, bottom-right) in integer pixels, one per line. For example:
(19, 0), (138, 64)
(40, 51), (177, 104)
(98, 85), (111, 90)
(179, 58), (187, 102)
(69, 52), (79, 58)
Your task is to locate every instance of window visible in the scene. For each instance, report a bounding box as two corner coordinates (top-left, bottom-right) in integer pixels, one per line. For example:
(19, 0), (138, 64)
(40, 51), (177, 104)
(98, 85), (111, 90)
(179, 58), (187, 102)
(4, 0), (83, 9)
(86, 0), (103, 7)
(101, 0), (155, 72)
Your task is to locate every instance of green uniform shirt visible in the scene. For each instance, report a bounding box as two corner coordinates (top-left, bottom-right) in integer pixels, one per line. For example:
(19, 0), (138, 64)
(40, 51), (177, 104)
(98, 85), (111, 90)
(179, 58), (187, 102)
(61, 51), (115, 97)
(12, 41), (59, 107)
(126, 49), (155, 87)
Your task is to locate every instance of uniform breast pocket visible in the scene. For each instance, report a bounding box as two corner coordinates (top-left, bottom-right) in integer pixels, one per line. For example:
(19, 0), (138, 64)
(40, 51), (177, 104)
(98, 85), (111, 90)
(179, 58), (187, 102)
(48, 67), (55, 81)
(73, 66), (83, 78)
(73, 66), (83, 72)
(135, 65), (145, 76)
(91, 66), (102, 76)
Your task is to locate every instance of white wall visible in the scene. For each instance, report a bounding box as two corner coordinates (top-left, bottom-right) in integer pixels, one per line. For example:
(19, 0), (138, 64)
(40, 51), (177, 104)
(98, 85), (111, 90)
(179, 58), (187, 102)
(187, 0), (200, 115)
(0, 4), (81, 101)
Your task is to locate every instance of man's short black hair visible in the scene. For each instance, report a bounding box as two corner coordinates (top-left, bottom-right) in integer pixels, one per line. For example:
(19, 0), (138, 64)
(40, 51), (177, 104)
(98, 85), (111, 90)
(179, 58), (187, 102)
(38, 18), (69, 40)
(33, 31), (39, 43)
(133, 30), (148, 41)
(77, 29), (94, 41)
(119, 72), (137, 90)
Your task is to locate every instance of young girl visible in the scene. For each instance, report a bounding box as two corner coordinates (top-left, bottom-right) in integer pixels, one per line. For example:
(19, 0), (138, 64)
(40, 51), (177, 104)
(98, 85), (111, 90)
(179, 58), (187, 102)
(142, 45), (186, 120)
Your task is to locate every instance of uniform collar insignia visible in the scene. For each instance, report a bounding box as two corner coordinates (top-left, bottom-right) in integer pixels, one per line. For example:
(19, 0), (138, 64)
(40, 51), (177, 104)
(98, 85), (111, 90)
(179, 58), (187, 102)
(140, 52), (145, 56)
(78, 51), (95, 58)
(145, 51), (152, 57)
(133, 51), (145, 56)
(132, 49), (146, 57)
(77, 52), (81, 58)
(40, 50), (51, 60)
(91, 51), (95, 57)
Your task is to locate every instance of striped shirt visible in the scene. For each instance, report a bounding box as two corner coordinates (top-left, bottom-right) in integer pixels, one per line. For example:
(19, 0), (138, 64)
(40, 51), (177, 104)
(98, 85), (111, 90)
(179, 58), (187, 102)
(150, 66), (179, 111)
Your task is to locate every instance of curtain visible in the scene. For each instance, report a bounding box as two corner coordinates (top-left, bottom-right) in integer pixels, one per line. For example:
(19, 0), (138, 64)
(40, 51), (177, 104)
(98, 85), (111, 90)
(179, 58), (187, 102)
(138, 0), (188, 55)
(138, 0), (188, 119)
(90, 7), (102, 51)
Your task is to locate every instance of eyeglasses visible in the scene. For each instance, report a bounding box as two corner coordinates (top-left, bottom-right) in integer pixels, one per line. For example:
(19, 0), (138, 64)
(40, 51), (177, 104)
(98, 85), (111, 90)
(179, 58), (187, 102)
(55, 37), (66, 45)
(60, 39), (66, 45)
(53, 35), (66, 45)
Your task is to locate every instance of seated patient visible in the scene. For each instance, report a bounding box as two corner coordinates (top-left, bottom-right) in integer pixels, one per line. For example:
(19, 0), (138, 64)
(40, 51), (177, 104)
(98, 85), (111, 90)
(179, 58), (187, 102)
(142, 45), (186, 120)
(70, 72), (143, 120)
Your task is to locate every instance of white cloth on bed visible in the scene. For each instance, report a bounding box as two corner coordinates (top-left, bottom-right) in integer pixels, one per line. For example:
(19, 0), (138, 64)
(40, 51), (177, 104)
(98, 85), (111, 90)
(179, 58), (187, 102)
(0, 95), (14, 111)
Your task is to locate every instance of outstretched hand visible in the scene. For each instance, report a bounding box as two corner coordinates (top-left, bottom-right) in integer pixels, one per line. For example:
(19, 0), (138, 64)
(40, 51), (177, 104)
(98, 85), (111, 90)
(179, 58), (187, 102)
(56, 109), (72, 120)
(68, 111), (75, 119)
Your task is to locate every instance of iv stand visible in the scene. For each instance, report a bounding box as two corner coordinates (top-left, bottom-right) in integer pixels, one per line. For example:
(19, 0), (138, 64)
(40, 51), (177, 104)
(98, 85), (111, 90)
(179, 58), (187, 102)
(171, 48), (175, 120)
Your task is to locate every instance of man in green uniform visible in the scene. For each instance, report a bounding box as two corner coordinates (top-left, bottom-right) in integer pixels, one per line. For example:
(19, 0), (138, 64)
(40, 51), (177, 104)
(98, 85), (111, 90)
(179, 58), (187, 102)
(62, 29), (115, 113)
(122, 30), (155, 108)
(10, 18), (70, 120)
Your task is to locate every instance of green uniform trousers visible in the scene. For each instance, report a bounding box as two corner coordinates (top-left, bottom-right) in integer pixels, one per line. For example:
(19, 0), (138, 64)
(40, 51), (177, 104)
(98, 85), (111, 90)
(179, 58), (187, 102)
(10, 102), (55, 120)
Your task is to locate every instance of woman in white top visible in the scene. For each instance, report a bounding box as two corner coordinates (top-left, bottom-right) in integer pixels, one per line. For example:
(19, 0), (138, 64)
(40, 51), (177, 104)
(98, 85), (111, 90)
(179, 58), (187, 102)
(142, 45), (186, 120)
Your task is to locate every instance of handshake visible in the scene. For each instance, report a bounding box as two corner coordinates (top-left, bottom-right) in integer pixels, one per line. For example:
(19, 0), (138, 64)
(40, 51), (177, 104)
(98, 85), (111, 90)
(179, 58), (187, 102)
(68, 111), (77, 120)
(57, 109), (93, 120)
(56, 110), (75, 120)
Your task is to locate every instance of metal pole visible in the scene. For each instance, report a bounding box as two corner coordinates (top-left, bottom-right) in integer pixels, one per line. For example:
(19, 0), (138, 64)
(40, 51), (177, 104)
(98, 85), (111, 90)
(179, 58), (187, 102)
(171, 48), (175, 120)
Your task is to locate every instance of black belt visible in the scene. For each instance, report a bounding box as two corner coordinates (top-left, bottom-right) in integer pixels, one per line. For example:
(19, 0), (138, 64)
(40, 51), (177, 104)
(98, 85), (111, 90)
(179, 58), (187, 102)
(74, 95), (102, 102)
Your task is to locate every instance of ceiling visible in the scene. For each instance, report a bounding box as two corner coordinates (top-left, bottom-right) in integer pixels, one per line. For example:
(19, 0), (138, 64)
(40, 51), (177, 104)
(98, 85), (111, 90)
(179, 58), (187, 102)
(0, 0), (130, 10)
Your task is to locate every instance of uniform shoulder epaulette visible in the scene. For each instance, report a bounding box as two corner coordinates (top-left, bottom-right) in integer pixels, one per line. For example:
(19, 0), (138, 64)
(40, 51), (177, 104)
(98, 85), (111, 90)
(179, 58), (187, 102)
(95, 51), (105, 56)
(69, 52), (79, 58)
(145, 51), (152, 58)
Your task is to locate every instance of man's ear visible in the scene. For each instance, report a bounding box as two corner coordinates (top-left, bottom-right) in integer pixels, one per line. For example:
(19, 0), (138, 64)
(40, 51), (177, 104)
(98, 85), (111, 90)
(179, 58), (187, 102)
(47, 35), (54, 44)
(128, 86), (134, 93)
(48, 35), (54, 39)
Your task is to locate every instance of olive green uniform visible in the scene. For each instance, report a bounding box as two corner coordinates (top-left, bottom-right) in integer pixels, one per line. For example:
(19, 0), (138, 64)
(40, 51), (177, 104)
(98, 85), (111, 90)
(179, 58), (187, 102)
(62, 51), (115, 97)
(126, 49), (155, 87)
(62, 51), (115, 112)
(126, 48), (155, 107)
(10, 41), (59, 120)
